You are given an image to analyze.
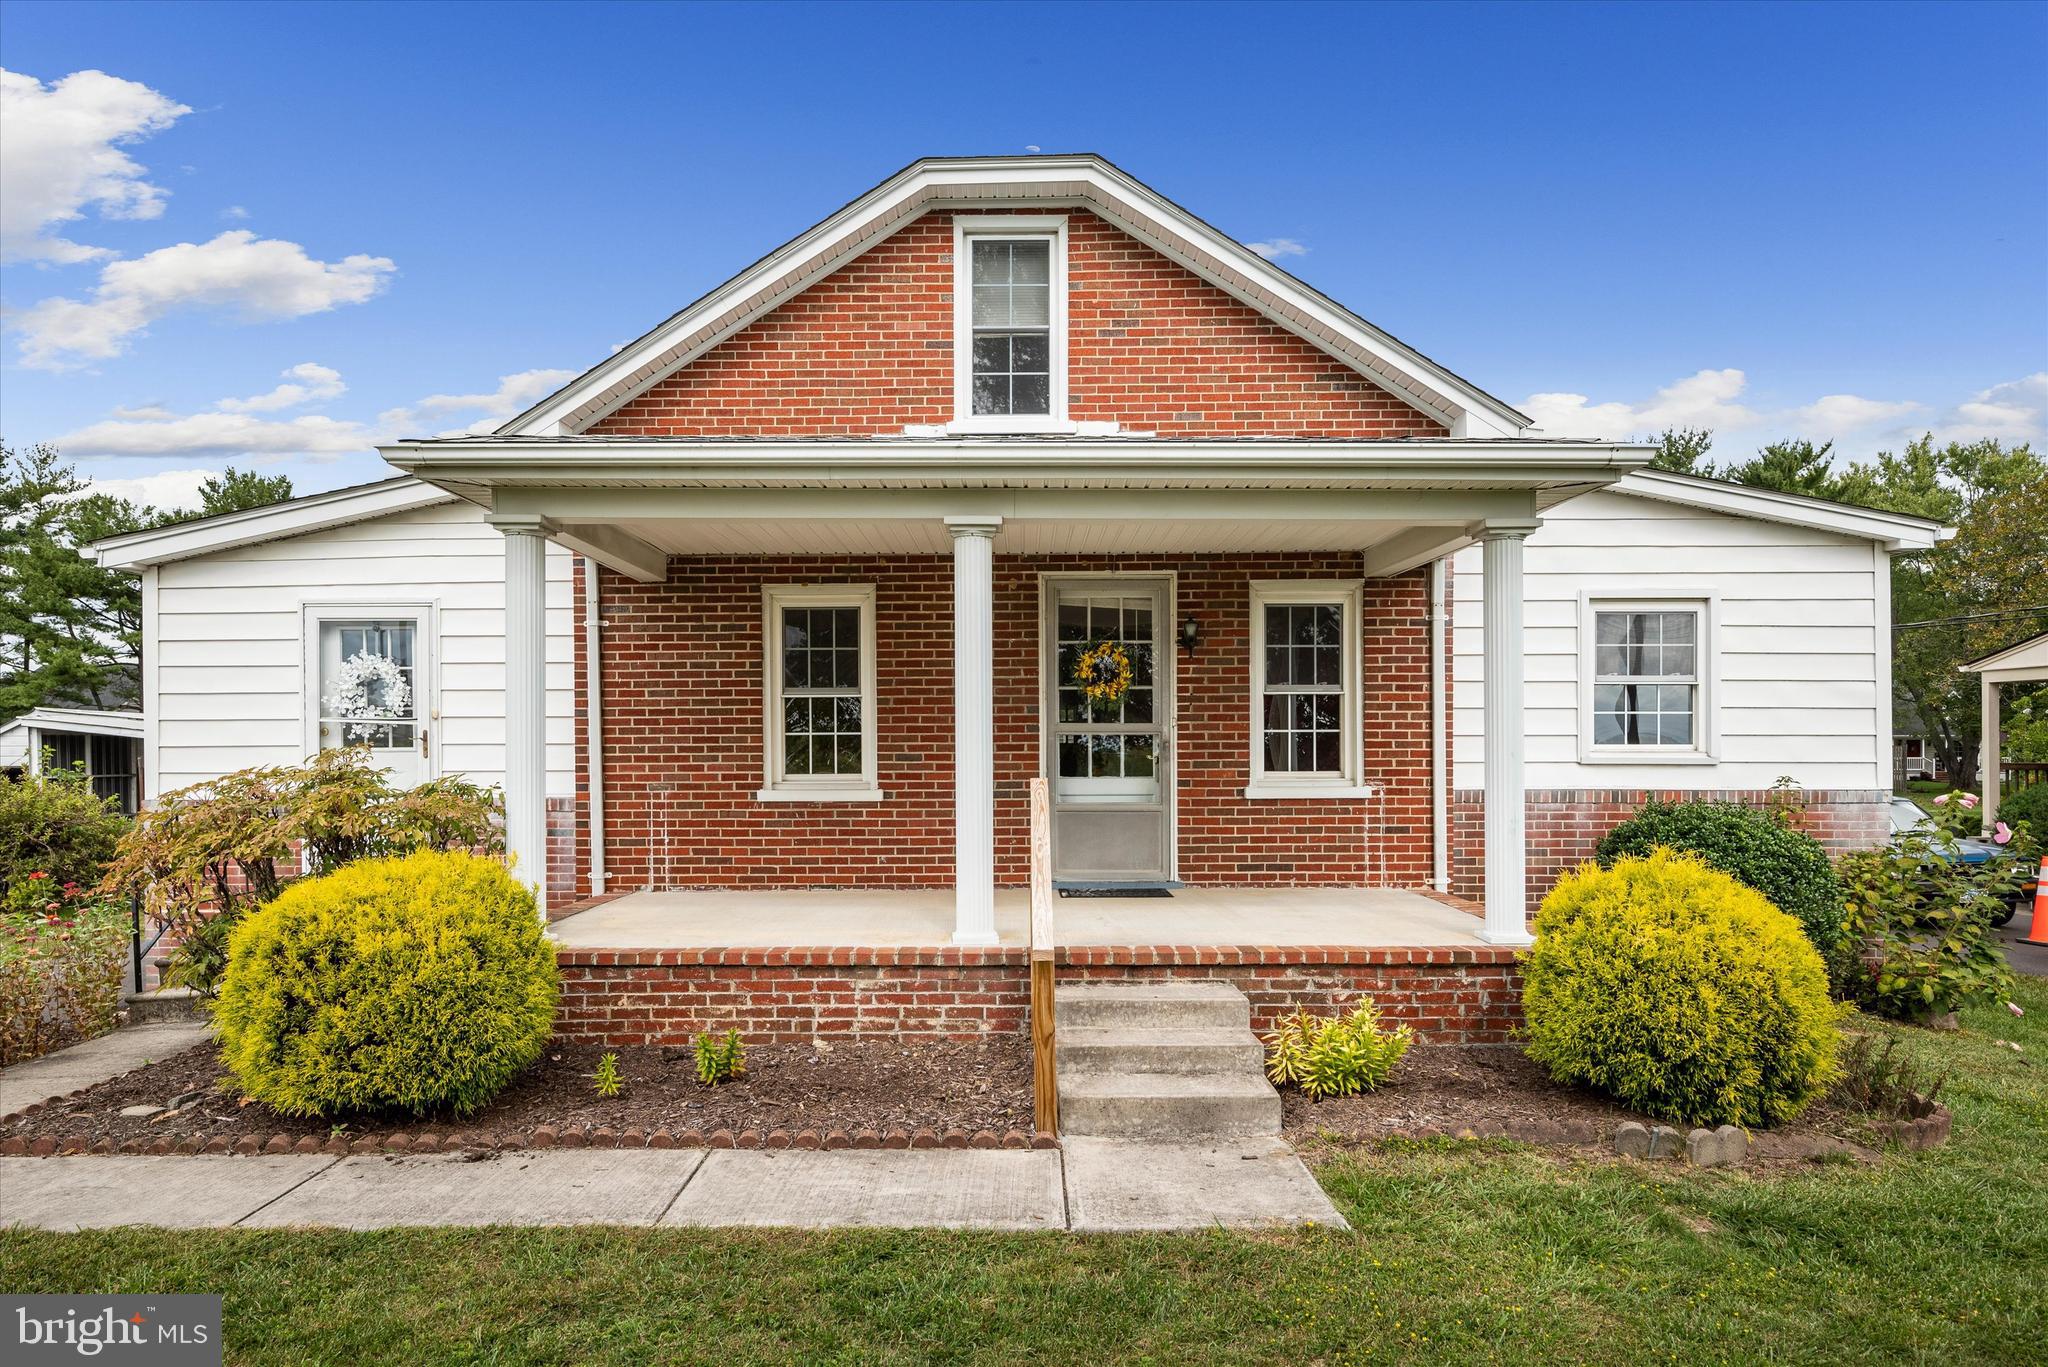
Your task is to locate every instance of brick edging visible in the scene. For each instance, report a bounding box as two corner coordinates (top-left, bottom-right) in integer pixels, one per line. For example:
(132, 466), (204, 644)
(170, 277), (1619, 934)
(0, 1125), (1059, 1158)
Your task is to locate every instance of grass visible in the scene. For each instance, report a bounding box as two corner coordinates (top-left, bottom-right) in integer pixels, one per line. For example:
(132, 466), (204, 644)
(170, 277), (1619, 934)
(4, 983), (2043, 1365)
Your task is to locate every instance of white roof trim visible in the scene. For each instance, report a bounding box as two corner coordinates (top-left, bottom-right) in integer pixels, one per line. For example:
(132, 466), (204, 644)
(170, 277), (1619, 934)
(1961, 631), (2048, 676)
(494, 155), (1533, 440)
(1611, 469), (1949, 551)
(0, 707), (144, 741)
(90, 477), (454, 570)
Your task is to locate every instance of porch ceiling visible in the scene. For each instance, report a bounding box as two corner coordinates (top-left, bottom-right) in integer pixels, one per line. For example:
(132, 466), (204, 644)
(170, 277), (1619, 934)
(549, 886), (1487, 951)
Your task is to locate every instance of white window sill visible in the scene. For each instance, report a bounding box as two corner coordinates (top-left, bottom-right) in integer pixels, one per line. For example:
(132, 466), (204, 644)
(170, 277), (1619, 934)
(1242, 782), (1380, 801)
(1577, 749), (1718, 766)
(944, 417), (1077, 436)
(754, 788), (888, 804)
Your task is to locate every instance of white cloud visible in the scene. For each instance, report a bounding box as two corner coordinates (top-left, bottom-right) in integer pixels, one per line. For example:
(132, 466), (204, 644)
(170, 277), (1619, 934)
(1522, 368), (1760, 440)
(80, 467), (219, 511)
(215, 362), (346, 413)
(1521, 368), (2044, 458)
(0, 68), (190, 264)
(379, 368), (578, 435)
(1937, 372), (2046, 444)
(8, 230), (396, 368)
(1245, 237), (1309, 261)
(221, 205), (249, 221)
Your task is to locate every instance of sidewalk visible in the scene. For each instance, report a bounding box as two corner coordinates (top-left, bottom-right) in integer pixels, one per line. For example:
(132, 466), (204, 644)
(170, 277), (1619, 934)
(1, 1139), (1346, 1233)
(0, 1022), (212, 1122)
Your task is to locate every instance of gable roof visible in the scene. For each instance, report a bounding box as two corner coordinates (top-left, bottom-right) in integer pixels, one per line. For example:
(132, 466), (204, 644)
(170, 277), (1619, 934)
(1612, 469), (1949, 551)
(1962, 630), (2048, 675)
(90, 477), (453, 570)
(493, 154), (1534, 440)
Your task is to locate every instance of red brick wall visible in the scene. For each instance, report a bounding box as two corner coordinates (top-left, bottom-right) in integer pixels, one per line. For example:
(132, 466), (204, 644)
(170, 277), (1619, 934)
(569, 554), (1443, 894)
(592, 211), (1445, 440)
(553, 946), (1520, 1045)
(1450, 788), (1893, 913)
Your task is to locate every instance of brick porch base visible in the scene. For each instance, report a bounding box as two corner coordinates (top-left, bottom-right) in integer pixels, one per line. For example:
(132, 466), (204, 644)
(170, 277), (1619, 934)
(554, 944), (1523, 1047)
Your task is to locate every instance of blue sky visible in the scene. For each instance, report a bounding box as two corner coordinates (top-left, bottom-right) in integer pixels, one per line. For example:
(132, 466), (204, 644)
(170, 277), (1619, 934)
(2, 0), (2044, 508)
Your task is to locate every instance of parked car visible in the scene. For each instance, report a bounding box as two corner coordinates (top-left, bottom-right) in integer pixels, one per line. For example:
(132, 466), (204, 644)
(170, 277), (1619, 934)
(1888, 796), (2039, 927)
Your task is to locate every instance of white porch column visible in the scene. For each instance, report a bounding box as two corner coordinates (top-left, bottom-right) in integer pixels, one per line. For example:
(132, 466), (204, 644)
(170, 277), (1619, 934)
(1981, 674), (2001, 831)
(1479, 519), (1539, 945)
(946, 515), (1003, 946)
(493, 514), (551, 914)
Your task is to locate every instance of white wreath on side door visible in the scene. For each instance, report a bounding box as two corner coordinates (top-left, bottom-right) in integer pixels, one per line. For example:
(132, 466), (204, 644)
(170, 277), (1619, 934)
(324, 651), (413, 743)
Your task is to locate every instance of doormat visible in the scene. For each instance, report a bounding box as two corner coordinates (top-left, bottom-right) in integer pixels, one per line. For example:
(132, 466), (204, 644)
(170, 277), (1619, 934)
(1057, 887), (1173, 898)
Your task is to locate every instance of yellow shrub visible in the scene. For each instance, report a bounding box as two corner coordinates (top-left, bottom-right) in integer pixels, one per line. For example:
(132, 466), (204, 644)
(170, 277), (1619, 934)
(213, 850), (557, 1118)
(1521, 849), (1840, 1128)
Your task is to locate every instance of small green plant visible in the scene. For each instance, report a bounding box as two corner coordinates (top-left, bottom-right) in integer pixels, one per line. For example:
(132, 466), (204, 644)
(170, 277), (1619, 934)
(1828, 1031), (1947, 1119)
(1263, 999), (1413, 1099)
(1838, 829), (2024, 1022)
(592, 1052), (623, 1098)
(693, 1029), (746, 1085)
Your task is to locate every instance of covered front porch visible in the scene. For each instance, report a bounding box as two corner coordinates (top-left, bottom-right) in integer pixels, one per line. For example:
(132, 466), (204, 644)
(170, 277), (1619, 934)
(550, 884), (1487, 950)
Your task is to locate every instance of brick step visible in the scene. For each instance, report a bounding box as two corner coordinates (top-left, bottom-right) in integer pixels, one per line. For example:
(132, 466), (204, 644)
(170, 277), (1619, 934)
(1054, 981), (1250, 1031)
(1057, 1069), (1283, 1140)
(1055, 1026), (1266, 1076)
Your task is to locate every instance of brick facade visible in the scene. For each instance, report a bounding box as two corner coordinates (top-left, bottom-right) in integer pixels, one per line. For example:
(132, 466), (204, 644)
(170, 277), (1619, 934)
(554, 945), (1520, 1046)
(592, 210), (1445, 440)
(1449, 787), (1893, 913)
(569, 554), (1444, 896)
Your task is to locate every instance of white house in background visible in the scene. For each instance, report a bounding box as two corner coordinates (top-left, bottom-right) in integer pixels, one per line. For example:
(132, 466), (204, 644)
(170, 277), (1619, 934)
(92, 464), (1942, 909)
(0, 706), (146, 814)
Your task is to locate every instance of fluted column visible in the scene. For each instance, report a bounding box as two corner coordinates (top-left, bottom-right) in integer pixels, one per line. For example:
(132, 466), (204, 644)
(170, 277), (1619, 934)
(1480, 520), (1538, 945)
(493, 514), (550, 915)
(947, 515), (1002, 946)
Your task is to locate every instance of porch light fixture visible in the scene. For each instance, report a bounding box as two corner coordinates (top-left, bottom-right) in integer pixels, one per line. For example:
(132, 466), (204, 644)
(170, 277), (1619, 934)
(1179, 615), (1200, 654)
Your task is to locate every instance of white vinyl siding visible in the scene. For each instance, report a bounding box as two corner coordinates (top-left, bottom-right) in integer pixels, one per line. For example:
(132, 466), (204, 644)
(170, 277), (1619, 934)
(148, 500), (575, 797)
(1453, 489), (1887, 792)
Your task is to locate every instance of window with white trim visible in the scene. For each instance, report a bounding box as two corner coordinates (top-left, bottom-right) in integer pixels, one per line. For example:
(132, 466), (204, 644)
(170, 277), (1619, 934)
(952, 216), (1067, 430)
(1588, 605), (1703, 749)
(761, 585), (880, 799)
(1246, 581), (1365, 796)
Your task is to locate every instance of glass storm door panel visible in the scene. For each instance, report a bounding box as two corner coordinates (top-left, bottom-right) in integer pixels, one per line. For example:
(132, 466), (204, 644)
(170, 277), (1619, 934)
(316, 617), (426, 786)
(1046, 579), (1171, 882)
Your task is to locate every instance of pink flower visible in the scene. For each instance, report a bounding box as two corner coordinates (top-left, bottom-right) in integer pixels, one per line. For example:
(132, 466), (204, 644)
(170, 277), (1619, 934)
(27, 870), (46, 881)
(2010, 1001), (2027, 1018)
(1933, 793), (1949, 805)
(1995, 822), (2014, 845)
(1959, 794), (1979, 810)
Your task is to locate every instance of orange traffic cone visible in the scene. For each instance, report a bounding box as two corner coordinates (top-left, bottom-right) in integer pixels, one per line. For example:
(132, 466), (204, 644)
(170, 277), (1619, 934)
(2022, 854), (2048, 948)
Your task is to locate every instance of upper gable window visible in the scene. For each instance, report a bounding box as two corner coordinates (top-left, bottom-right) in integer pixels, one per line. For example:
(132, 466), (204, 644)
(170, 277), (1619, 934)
(952, 216), (1068, 432)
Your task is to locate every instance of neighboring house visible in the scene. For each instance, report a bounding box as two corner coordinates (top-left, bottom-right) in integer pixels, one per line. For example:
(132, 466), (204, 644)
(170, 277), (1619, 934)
(1893, 734), (1940, 786)
(1963, 631), (2048, 828)
(0, 707), (145, 814)
(86, 156), (1947, 1045)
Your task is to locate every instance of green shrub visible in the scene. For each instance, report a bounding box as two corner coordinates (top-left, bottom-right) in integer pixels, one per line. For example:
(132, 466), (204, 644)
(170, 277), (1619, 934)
(0, 766), (126, 897)
(1838, 832), (2021, 1021)
(213, 849), (557, 1118)
(1521, 850), (1840, 1127)
(1595, 798), (1848, 980)
(1998, 780), (2048, 837)
(1263, 999), (1413, 1099)
(0, 890), (128, 1064)
(693, 1029), (746, 1085)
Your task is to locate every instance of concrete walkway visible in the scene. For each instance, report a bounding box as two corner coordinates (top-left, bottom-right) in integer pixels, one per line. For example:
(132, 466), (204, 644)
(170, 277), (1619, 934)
(0, 1022), (212, 1122)
(2, 1138), (1345, 1233)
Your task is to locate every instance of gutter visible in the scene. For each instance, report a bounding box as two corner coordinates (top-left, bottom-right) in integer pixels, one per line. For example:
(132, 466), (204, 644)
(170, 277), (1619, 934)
(1430, 558), (1450, 893)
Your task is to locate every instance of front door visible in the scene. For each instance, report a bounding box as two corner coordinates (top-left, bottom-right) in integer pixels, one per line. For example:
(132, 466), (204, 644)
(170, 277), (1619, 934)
(311, 611), (429, 787)
(1044, 577), (1172, 882)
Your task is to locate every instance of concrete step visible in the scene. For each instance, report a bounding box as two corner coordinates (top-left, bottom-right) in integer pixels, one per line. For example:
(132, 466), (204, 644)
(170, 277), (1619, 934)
(1056, 1026), (1266, 1076)
(1057, 1069), (1282, 1140)
(121, 988), (202, 1025)
(1055, 981), (1250, 1031)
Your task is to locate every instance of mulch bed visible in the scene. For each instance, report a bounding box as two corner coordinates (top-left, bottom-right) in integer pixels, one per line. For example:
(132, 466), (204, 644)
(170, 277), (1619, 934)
(1, 1039), (1043, 1156)
(1284, 1044), (1892, 1170)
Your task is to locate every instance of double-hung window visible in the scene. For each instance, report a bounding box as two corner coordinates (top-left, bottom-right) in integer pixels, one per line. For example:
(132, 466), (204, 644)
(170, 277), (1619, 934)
(760, 585), (881, 801)
(1582, 598), (1714, 760)
(952, 216), (1067, 431)
(1245, 581), (1369, 798)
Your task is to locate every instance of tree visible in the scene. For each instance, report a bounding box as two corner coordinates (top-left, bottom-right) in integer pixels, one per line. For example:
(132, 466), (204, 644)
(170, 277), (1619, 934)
(1721, 439), (1843, 499)
(0, 444), (154, 718)
(1648, 427), (1716, 476)
(197, 467), (293, 517)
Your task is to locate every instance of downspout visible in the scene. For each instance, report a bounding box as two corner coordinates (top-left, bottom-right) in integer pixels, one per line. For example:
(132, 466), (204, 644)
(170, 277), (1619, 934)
(582, 556), (608, 894)
(1429, 557), (1450, 893)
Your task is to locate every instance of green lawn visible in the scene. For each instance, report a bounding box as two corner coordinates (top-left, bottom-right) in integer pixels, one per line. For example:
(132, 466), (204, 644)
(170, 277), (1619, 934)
(5, 982), (2043, 1366)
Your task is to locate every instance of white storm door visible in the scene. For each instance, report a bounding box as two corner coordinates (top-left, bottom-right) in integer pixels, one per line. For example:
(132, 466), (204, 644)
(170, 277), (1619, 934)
(307, 606), (430, 787)
(1046, 578), (1172, 882)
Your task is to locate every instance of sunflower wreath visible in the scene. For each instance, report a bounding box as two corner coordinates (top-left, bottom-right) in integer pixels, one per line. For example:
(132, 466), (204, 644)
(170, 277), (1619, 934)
(1073, 639), (1135, 713)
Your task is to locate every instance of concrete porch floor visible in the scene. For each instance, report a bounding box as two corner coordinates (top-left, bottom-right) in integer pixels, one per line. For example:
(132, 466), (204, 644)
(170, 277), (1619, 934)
(549, 886), (1484, 950)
